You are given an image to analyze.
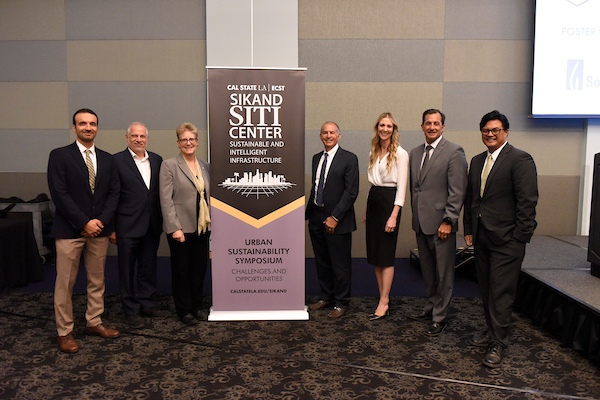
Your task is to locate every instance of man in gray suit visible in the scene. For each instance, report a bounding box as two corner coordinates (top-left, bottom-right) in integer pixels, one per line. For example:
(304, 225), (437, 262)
(408, 109), (468, 336)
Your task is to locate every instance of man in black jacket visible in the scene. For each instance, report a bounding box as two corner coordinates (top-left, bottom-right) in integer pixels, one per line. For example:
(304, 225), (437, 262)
(306, 121), (359, 319)
(110, 122), (166, 328)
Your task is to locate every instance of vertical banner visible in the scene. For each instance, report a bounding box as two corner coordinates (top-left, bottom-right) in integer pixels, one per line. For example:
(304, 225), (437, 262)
(207, 68), (307, 320)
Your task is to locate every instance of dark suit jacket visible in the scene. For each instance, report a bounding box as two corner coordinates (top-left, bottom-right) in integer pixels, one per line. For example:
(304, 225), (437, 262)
(464, 143), (538, 246)
(409, 137), (468, 235)
(113, 149), (163, 238)
(306, 146), (359, 234)
(47, 142), (120, 238)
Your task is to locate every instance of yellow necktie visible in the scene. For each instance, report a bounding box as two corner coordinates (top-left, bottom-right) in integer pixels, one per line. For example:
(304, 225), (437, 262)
(480, 154), (493, 197)
(85, 149), (96, 194)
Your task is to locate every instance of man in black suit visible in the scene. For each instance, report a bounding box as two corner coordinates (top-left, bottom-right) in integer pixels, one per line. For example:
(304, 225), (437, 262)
(109, 122), (166, 329)
(48, 108), (120, 353)
(464, 110), (538, 368)
(306, 121), (359, 319)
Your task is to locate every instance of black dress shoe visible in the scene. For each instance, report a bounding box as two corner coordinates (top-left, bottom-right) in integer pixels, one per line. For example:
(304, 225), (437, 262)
(425, 321), (447, 336)
(309, 300), (332, 311)
(192, 309), (208, 321)
(407, 310), (432, 321)
(468, 333), (491, 348)
(125, 314), (145, 329)
(179, 314), (197, 325)
(369, 309), (389, 321)
(483, 342), (505, 368)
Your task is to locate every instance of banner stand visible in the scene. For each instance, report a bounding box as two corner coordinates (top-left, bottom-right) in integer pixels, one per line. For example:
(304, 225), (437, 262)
(207, 67), (308, 321)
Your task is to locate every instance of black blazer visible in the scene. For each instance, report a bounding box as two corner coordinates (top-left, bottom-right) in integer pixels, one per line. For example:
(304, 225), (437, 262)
(306, 147), (359, 234)
(47, 142), (120, 238)
(113, 149), (163, 238)
(464, 144), (538, 246)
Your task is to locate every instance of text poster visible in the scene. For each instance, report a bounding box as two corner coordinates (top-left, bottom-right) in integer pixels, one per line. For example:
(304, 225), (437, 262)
(207, 68), (307, 320)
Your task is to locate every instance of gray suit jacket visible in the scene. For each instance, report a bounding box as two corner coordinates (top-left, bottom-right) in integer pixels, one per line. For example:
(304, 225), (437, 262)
(159, 153), (210, 234)
(409, 137), (468, 235)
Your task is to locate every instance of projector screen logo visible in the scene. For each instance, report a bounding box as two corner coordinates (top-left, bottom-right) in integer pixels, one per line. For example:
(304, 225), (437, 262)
(566, 60), (583, 90)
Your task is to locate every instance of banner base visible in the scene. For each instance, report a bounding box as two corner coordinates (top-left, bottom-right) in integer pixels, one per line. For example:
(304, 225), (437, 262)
(208, 307), (309, 321)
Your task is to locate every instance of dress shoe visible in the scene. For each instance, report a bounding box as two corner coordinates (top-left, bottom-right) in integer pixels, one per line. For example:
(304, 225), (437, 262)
(85, 323), (120, 338)
(369, 309), (389, 321)
(180, 313), (197, 325)
(468, 333), (491, 348)
(309, 300), (332, 311)
(425, 321), (447, 336)
(327, 307), (348, 319)
(57, 333), (79, 353)
(407, 310), (432, 321)
(125, 314), (145, 329)
(483, 342), (505, 368)
(193, 309), (208, 321)
(141, 308), (170, 319)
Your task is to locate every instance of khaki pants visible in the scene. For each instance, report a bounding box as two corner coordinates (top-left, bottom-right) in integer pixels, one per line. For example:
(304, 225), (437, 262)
(54, 237), (109, 336)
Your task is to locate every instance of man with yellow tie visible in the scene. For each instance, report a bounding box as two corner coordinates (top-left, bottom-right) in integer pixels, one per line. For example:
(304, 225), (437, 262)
(464, 110), (538, 368)
(47, 108), (121, 353)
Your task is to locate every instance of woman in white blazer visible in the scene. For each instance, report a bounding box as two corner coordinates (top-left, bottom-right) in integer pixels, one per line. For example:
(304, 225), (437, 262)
(159, 123), (210, 325)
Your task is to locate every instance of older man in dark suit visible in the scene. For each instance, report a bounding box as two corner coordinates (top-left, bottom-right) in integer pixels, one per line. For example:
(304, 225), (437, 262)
(409, 109), (468, 336)
(109, 122), (166, 329)
(464, 110), (538, 368)
(306, 121), (359, 319)
(47, 108), (120, 353)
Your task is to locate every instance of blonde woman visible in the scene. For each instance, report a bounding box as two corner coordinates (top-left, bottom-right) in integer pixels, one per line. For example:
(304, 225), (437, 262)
(363, 113), (408, 320)
(159, 123), (210, 325)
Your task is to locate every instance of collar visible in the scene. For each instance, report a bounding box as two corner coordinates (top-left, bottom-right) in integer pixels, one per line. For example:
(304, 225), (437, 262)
(76, 140), (95, 154)
(425, 135), (443, 150)
(128, 147), (148, 161)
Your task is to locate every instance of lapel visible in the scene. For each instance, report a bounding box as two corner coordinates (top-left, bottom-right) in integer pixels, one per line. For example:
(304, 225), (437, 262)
(482, 144), (511, 196)
(70, 142), (95, 194)
(123, 149), (148, 189)
(176, 152), (195, 185)
(149, 153), (160, 191)
(419, 137), (446, 183)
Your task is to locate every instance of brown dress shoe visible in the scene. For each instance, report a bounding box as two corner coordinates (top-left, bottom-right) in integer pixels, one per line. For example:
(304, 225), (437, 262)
(309, 300), (332, 311)
(327, 307), (348, 319)
(58, 333), (79, 353)
(85, 323), (120, 338)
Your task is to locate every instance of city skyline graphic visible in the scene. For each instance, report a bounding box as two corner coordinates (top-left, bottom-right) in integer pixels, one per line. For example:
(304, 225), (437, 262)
(219, 169), (296, 198)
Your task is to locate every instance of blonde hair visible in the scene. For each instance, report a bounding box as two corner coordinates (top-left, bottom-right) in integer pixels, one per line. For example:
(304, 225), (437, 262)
(368, 112), (400, 174)
(176, 122), (198, 139)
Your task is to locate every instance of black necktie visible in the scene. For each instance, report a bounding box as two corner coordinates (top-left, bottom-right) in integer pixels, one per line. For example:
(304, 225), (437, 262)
(316, 152), (328, 206)
(419, 145), (433, 181)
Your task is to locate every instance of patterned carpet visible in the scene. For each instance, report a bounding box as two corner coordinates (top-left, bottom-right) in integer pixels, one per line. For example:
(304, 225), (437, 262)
(1, 293), (599, 400)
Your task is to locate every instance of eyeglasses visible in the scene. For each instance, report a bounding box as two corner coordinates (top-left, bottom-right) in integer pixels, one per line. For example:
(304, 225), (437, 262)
(481, 128), (503, 135)
(178, 138), (198, 144)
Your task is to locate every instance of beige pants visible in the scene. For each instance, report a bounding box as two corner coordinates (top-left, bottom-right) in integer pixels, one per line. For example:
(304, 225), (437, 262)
(54, 237), (109, 336)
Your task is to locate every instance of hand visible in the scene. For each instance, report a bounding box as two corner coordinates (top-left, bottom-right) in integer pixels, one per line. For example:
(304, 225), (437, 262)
(437, 222), (451, 241)
(363, 210), (367, 225)
(465, 235), (473, 247)
(172, 229), (185, 243)
(82, 219), (104, 237)
(323, 216), (338, 234)
(109, 232), (117, 244)
(385, 217), (396, 233)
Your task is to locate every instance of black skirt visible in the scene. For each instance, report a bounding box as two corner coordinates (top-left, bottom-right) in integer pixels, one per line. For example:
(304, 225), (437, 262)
(366, 186), (401, 267)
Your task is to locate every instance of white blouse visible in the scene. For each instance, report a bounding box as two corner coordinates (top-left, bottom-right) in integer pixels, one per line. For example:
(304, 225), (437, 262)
(367, 146), (409, 207)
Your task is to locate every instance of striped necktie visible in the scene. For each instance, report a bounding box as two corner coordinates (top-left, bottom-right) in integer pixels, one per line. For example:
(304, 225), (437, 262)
(480, 154), (493, 197)
(85, 149), (96, 194)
